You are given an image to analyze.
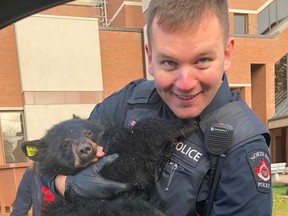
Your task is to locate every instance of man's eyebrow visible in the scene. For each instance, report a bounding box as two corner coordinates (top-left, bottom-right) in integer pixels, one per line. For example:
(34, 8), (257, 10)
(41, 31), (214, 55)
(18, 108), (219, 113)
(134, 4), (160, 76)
(155, 50), (217, 61)
(197, 50), (217, 57)
(156, 53), (173, 59)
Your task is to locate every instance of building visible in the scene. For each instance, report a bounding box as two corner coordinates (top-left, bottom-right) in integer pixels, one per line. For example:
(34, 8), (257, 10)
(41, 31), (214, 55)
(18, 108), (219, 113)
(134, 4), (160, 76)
(0, 0), (287, 214)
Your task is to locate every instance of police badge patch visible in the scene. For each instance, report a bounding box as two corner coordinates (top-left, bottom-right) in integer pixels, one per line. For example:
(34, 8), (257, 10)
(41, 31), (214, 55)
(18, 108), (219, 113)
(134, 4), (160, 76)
(246, 149), (271, 193)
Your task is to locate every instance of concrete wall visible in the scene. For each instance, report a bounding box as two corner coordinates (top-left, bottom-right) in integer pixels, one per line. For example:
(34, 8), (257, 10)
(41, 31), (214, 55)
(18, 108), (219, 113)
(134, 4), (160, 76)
(14, 15), (102, 140)
(15, 15), (103, 92)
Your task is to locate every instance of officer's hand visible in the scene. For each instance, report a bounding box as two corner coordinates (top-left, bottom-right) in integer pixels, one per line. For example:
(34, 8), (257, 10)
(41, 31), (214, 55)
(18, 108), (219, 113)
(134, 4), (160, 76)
(65, 153), (131, 199)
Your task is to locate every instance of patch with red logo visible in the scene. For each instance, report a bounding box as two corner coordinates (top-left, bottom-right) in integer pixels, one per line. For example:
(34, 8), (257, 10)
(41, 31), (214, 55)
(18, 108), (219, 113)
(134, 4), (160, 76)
(41, 186), (55, 202)
(41, 186), (55, 213)
(129, 119), (137, 127)
(246, 149), (271, 193)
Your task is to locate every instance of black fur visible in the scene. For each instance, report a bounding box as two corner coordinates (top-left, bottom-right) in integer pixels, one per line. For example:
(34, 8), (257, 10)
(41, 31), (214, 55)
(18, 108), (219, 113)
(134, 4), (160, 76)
(22, 117), (195, 216)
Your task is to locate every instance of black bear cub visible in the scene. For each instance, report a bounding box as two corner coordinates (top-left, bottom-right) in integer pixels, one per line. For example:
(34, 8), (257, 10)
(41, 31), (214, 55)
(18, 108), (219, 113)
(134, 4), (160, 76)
(21, 116), (195, 216)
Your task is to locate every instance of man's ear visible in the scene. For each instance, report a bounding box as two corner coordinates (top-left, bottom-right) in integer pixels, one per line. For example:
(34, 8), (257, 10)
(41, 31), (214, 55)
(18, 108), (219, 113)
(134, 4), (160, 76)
(224, 37), (235, 72)
(21, 140), (42, 161)
(145, 43), (154, 77)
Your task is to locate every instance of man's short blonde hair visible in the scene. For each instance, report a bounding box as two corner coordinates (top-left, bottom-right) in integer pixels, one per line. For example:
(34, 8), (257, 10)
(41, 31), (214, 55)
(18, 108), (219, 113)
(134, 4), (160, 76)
(146, 0), (229, 45)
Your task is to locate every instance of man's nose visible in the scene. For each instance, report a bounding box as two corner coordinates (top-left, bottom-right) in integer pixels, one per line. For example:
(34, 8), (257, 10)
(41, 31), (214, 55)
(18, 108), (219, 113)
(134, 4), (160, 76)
(175, 66), (198, 90)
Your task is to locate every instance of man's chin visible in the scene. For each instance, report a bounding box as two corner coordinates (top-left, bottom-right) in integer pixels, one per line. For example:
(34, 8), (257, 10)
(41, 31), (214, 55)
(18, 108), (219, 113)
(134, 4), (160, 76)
(173, 108), (200, 120)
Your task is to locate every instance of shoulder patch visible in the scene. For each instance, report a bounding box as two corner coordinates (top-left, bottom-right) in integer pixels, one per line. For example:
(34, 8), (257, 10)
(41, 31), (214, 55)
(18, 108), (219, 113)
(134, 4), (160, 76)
(246, 149), (271, 193)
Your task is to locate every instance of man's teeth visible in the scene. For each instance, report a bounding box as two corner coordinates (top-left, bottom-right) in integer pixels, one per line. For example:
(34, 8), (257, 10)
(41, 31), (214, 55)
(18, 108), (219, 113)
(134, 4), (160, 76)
(178, 95), (194, 100)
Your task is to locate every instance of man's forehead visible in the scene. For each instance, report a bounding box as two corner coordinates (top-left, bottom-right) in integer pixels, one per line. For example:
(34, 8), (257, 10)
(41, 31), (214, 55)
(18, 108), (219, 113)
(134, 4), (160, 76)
(149, 12), (225, 46)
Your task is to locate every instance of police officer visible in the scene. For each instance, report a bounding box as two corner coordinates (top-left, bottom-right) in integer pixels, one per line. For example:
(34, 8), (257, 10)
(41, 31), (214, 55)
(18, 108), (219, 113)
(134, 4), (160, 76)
(50, 0), (272, 215)
(11, 167), (42, 216)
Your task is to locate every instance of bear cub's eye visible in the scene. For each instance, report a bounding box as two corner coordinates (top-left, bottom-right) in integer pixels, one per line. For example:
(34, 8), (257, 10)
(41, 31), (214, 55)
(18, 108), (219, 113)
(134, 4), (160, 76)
(84, 130), (93, 138)
(64, 138), (71, 148)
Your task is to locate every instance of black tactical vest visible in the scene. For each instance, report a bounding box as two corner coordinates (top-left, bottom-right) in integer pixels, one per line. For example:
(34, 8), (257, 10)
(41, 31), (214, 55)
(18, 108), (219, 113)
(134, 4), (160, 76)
(123, 80), (270, 216)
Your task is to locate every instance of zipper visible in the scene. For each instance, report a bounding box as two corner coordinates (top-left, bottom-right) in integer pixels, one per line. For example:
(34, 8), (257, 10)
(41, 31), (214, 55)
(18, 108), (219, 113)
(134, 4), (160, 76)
(165, 162), (178, 191)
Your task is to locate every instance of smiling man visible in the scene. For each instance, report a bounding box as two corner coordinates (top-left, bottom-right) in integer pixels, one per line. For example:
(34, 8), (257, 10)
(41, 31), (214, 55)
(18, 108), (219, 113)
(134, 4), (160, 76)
(45, 0), (272, 215)
(145, 10), (234, 119)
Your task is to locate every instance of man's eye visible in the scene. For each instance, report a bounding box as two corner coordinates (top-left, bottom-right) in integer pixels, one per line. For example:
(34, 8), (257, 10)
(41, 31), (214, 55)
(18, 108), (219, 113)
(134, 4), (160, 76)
(161, 60), (178, 71)
(163, 60), (176, 66)
(198, 58), (208, 64)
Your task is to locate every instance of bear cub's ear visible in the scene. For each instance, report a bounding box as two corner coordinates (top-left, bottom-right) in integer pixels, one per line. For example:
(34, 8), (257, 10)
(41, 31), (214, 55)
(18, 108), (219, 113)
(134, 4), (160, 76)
(21, 140), (42, 161)
(72, 114), (80, 119)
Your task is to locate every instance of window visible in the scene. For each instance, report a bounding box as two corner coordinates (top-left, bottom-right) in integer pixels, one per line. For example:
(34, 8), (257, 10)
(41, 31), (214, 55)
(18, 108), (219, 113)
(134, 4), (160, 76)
(234, 13), (247, 34)
(275, 54), (288, 107)
(258, 6), (270, 34)
(258, 0), (288, 34)
(277, 0), (288, 22)
(0, 112), (26, 164)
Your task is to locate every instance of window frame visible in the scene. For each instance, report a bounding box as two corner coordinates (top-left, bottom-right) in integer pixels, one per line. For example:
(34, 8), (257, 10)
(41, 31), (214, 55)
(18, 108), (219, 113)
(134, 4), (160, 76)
(0, 111), (27, 164)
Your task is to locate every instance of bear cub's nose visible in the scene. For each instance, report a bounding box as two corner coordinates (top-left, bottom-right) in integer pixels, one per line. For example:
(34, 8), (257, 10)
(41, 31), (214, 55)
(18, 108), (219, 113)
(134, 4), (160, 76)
(77, 143), (93, 159)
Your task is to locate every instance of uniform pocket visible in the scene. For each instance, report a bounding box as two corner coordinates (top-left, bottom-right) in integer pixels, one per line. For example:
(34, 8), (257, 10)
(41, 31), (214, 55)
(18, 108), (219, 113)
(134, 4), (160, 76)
(155, 160), (208, 216)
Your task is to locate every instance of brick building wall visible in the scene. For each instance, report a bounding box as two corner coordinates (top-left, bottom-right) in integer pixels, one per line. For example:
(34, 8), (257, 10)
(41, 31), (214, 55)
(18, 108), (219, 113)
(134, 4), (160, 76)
(99, 29), (145, 98)
(228, 0), (270, 10)
(0, 27), (23, 107)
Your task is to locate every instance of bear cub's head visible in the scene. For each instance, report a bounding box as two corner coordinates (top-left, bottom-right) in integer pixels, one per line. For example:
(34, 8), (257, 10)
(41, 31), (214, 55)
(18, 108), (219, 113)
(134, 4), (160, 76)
(21, 116), (106, 176)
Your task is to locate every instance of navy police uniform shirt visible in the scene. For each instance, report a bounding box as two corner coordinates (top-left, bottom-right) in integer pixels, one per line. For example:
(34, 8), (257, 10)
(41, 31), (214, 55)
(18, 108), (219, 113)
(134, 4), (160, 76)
(89, 75), (272, 216)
